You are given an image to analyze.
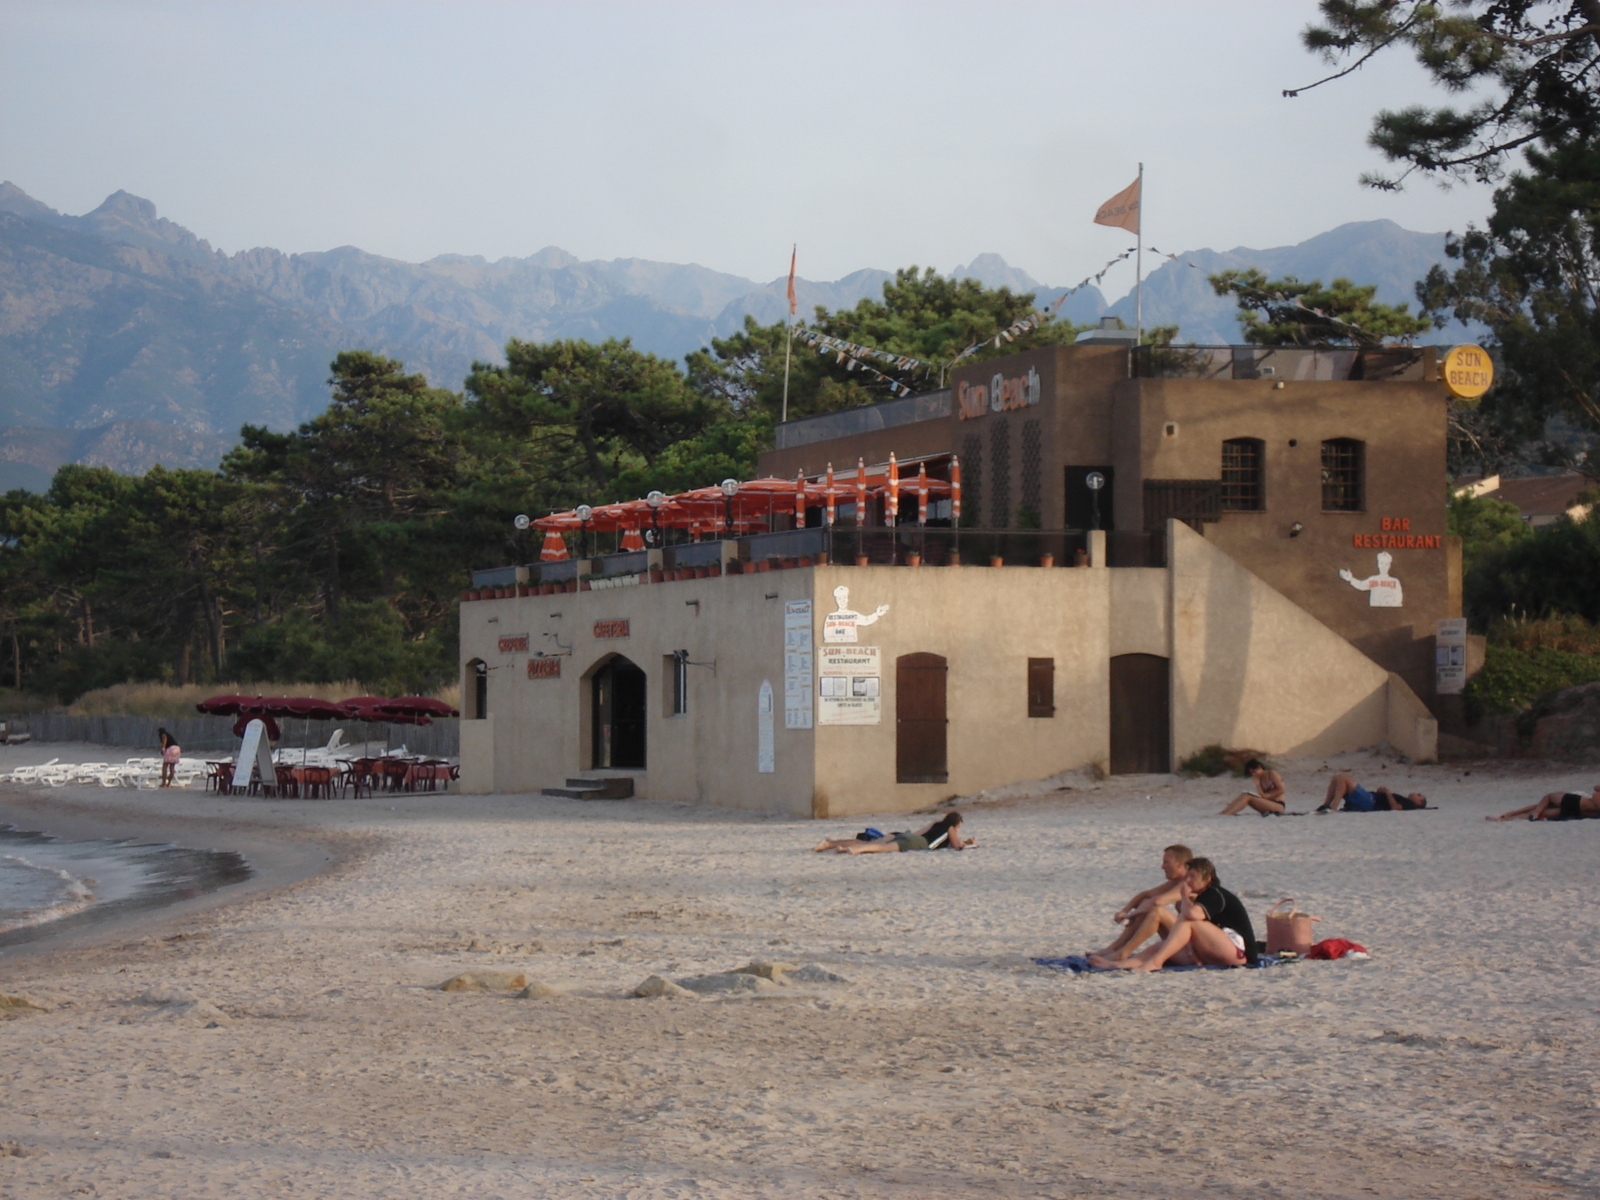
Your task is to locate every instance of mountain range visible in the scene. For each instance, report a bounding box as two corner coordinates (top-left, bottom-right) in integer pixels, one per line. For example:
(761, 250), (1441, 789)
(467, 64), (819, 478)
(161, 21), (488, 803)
(0, 182), (1472, 491)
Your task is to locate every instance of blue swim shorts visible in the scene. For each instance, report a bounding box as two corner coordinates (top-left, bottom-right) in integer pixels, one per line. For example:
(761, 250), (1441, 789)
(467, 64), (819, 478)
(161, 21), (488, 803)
(1343, 786), (1376, 812)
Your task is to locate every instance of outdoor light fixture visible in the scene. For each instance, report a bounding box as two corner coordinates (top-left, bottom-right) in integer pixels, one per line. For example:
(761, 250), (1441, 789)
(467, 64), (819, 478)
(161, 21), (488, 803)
(575, 504), (593, 558)
(1290, 522), (1304, 537)
(719, 478), (739, 536)
(513, 514), (530, 530)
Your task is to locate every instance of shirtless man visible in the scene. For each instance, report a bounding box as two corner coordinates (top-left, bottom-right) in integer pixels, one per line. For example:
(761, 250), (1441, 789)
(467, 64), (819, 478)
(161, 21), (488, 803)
(1220, 759), (1286, 815)
(1104, 857), (1258, 972)
(1316, 773), (1428, 812)
(1088, 844), (1192, 967)
(1488, 784), (1600, 822)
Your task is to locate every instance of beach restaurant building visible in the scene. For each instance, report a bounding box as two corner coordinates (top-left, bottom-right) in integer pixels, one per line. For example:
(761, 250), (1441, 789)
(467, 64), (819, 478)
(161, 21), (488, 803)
(457, 339), (1454, 817)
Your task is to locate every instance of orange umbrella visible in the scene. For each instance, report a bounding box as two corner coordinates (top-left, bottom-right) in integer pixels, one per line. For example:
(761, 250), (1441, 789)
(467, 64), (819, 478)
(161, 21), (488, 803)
(855, 458), (868, 527)
(795, 471), (806, 525)
(824, 463), (836, 526)
(951, 455), (962, 525)
(620, 527), (645, 552)
(540, 530), (569, 561)
(916, 462), (929, 526)
(886, 452), (900, 524)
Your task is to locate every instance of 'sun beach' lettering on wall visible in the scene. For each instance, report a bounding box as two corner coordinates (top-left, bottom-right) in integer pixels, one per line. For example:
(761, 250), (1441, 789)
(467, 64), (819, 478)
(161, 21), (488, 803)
(957, 366), (1041, 421)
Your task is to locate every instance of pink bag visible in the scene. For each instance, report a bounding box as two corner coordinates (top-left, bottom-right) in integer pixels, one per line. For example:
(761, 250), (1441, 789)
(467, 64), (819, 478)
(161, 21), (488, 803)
(1264, 898), (1321, 957)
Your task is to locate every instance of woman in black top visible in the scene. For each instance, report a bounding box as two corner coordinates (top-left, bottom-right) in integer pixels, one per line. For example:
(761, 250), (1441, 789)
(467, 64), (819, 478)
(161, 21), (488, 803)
(1107, 857), (1256, 971)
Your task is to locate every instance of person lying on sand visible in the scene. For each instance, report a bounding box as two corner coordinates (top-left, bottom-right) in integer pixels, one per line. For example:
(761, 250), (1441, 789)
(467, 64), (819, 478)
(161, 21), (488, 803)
(1088, 843), (1192, 965)
(1219, 759), (1285, 815)
(1316, 773), (1429, 813)
(1103, 857), (1258, 972)
(1488, 785), (1600, 822)
(813, 812), (974, 854)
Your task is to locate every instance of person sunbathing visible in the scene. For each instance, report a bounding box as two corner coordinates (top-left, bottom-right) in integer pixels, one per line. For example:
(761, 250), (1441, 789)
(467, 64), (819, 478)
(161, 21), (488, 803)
(1316, 773), (1429, 812)
(1104, 857), (1258, 972)
(1488, 785), (1600, 822)
(1088, 844), (1192, 966)
(813, 812), (974, 854)
(1220, 759), (1286, 815)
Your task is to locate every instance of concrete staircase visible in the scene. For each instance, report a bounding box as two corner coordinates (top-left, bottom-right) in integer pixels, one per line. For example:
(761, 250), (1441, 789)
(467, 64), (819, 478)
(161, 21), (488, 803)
(540, 776), (636, 801)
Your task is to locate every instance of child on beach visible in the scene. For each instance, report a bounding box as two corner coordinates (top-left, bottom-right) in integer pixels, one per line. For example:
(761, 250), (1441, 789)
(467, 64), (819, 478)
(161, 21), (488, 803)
(1088, 843), (1192, 965)
(813, 812), (974, 854)
(158, 728), (181, 788)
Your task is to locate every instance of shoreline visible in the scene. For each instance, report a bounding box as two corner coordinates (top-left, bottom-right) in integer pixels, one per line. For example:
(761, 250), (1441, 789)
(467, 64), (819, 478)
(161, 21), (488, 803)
(0, 783), (367, 964)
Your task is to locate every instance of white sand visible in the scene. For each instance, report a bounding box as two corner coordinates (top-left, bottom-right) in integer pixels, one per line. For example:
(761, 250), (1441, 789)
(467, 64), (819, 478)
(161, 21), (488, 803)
(0, 740), (1596, 1199)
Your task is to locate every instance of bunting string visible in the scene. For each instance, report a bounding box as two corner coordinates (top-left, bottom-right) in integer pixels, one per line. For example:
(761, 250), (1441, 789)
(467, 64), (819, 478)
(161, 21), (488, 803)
(947, 246), (1137, 366)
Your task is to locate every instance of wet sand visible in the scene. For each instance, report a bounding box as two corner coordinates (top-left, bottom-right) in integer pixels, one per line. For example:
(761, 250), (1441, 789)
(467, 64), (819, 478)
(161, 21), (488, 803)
(0, 741), (1595, 1199)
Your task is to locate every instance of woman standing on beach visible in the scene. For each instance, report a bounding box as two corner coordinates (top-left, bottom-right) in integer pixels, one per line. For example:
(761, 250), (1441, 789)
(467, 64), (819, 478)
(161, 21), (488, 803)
(158, 728), (181, 788)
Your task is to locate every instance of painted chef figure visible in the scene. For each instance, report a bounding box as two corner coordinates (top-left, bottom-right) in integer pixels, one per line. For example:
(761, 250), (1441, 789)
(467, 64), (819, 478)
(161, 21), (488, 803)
(822, 585), (889, 643)
(1339, 551), (1403, 608)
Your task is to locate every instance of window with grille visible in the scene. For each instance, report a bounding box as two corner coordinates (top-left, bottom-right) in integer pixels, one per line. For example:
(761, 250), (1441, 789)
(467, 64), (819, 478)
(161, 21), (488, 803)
(1321, 438), (1364, 512)
(1220, 438), (1264, 511)
(961, 434), (982, 527)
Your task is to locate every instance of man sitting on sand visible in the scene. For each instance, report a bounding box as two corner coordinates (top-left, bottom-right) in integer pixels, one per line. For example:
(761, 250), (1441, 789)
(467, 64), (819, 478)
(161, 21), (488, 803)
(813, 811), (975, 854)
(1104, 857), (1258, 972)
(1219, 759), (1286, 815)
(1488, 784), (1600, 822)
(1316, 773), (1429, 813)
(1088, 844), (1192, 966)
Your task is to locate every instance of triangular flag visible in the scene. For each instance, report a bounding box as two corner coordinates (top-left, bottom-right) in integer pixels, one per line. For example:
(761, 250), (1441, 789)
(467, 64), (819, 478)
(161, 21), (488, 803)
(1094, 175), (1141, 233)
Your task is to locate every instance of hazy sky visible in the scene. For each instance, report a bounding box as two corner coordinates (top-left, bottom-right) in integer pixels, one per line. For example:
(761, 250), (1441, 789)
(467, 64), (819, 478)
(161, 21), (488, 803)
(2, 1), (1499, 290)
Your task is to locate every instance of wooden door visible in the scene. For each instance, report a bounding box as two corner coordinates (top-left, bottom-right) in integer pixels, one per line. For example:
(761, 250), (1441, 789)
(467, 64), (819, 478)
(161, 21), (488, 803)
(896, 652), (948, 784)
(1109, 654), (1170, 774)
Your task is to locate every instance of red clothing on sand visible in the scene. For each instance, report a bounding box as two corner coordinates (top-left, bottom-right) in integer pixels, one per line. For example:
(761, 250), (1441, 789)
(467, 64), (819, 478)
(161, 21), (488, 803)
(1307, 938), (1367, 960)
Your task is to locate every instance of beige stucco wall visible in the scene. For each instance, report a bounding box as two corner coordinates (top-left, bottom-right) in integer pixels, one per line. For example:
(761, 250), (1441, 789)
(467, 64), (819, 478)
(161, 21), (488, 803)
(1168, 520), (1392, 760)
(458, 572), (819, 815)
(458, 715), (496, 794)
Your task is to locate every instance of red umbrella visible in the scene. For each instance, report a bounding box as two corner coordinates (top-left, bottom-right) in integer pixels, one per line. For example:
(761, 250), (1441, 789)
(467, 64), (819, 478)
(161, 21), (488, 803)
(375, 696), (461, 719)
(351, 706), (433, 726)
(231, 712), (282, 741)
(196, 694), (256, 715)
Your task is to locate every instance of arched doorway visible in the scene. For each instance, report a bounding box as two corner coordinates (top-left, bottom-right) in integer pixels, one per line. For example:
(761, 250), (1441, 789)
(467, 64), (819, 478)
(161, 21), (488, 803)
(896, 652), (948, 783)
(1109, 653), (1170, 774)
(591, 655), (647, 769)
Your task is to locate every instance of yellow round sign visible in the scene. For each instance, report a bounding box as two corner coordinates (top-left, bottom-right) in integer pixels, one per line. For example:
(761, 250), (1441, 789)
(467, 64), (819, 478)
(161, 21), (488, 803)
(1442, 344), (1494, 400)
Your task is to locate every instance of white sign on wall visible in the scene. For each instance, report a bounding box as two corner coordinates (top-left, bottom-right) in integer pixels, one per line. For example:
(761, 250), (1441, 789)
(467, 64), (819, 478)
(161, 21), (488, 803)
(783, 599), (813, 730)
(817, 646), (881, 726)
(823, 584), (889, 643)
(757, 680), (775, 772)
(1436, 617), (1468, 695)
(1339, 551), (1404, 607)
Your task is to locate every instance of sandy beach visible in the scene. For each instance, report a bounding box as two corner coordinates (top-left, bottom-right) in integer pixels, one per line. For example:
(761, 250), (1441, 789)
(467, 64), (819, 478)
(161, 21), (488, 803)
(1, 741), (1596, 1199)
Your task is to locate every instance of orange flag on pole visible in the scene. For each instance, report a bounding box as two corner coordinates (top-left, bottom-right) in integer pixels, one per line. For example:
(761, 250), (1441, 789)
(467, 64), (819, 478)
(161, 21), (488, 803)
(1094, 176), (1141, 234)
(786, 244), (797, 317)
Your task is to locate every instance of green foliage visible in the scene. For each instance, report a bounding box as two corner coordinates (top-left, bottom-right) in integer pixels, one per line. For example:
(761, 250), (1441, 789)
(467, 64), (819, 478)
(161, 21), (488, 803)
(1209, 268), (1430, 347)
(1462, 641), (1600, 720)
(1177, 744), (1261, 778)
(1298, 1), (1600, 187)
(226, 601), (456, 696)
(687, 269), (1087, 422)
(1447, 488), (1532, 569)
(1418, 135), (1600, 460)
(1463, 508), (1600, 626)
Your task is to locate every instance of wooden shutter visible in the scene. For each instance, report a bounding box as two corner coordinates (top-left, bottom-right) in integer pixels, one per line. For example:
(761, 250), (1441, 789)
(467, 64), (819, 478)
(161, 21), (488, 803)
(1027, 657), (1055, 718)
(896, 652), (948, 784)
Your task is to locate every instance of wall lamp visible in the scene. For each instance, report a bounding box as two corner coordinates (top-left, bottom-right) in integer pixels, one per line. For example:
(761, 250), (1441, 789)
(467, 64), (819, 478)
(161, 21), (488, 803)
(1289, 522), (1304, 538)
(675, 649), (717, 676)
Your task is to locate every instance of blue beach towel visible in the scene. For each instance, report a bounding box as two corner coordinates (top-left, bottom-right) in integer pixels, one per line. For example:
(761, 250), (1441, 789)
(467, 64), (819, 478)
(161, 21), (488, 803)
(1033, 955), (1290, 974)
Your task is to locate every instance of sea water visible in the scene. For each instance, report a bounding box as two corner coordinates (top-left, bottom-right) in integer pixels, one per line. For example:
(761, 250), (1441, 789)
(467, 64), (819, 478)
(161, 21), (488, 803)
(0, 827), (251, 949)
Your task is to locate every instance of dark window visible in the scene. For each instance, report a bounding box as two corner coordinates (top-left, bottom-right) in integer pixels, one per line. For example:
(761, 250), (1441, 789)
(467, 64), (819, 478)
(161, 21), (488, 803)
(1027, 658), (1055, 718)
(1321, 438), (1364, 511)
(1220, 438), (1264, 511)
(667, 652), (688, 715)
(470, 659), (488, 719)
(1143, 480), (1221, 533)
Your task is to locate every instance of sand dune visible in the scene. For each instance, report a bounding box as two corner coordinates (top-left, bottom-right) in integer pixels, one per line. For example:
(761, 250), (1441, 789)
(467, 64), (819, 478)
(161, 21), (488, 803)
(0, 741), (1595, 1198)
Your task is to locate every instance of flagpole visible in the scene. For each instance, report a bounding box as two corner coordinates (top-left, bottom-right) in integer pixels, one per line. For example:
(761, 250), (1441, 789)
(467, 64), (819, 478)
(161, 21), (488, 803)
(1135, 162), (1144, 345)
(781, 243), (796, 425)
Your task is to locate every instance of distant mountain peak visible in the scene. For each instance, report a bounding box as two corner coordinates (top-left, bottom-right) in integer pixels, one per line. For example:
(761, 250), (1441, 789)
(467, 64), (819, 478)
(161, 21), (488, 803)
(528, 246), (580, 269)
(0, 181), (62, 222)
(89, 189), (160, 223)
(950, 253), (1042, 293)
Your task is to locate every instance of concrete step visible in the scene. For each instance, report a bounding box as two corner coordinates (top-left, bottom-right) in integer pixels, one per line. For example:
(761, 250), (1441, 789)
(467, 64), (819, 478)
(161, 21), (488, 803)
(541, 776), (635, 800)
